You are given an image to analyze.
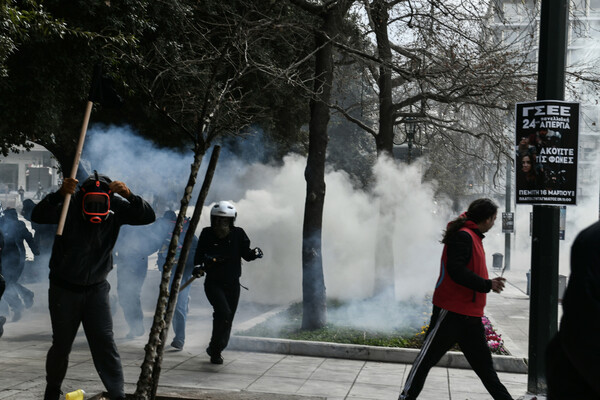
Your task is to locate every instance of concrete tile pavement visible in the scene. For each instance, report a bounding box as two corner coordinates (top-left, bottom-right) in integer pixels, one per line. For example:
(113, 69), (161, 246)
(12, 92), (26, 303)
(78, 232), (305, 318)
(0, 270), (541, 399)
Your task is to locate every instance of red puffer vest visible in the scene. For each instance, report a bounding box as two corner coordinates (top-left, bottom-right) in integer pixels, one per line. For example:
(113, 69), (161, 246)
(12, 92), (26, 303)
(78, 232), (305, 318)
(432, 221), (488, 317)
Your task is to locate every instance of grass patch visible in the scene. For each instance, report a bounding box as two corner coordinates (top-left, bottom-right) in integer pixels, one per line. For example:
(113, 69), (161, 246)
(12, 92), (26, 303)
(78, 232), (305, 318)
(238, 298), (429, 349)
(238, 298), (510, 355)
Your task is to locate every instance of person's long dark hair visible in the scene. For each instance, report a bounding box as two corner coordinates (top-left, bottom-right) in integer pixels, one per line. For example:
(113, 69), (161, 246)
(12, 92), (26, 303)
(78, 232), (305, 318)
(442, 198), (498, 244)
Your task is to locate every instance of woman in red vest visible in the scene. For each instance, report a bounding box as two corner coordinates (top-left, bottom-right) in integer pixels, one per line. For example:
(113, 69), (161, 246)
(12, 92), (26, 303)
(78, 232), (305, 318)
(399, 198), (513, 400)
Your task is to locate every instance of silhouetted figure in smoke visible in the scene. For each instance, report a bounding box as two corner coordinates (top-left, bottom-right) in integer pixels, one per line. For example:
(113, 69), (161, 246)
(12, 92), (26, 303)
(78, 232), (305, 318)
(0, 208), (40, 321)
(0, 230), (6, 338)
(399, 198), (512, 400)
(32, 172), (155, 400)
(156, 210), (198, 350)
(114, 223), (159, 339)
(21, 199), (56, 283)
(546, 220), (600, 399)
(35, 182), (44, 200)
(193, 201), (263, 364)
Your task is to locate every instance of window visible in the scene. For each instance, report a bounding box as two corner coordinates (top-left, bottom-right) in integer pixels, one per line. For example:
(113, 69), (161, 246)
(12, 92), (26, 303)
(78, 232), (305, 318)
(590, 0), (600, 14)
(571, 0), (587, 15)
(504, 3), (527, 22)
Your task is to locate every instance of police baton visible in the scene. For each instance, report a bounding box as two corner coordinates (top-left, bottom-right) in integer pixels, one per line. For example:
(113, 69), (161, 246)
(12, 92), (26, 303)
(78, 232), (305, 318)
(179, 276), (197, 291)
(180, 265), (205, 291)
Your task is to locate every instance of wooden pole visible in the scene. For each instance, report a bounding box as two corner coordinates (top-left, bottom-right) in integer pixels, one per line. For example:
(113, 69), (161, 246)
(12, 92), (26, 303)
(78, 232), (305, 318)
(56, 100), (94, 236)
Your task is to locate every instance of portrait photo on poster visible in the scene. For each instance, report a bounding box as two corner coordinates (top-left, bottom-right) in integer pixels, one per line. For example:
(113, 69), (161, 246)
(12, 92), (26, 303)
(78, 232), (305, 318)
(514, 100), (579, 205)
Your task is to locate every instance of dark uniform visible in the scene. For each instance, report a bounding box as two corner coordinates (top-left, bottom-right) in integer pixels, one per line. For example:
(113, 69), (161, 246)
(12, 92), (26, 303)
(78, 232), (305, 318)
(157, 216), (198, 350)
(32, 174), (155, 400)
(0, 230), (5, 338)
(0, 208), (39, 320)
(194, 226), (259, 358)
(114, 223), (158, 338)
(22, 198), (56, 283)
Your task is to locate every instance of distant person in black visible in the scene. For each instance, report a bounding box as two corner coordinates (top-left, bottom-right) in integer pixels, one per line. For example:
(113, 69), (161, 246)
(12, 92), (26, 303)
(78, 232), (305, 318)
(156, 211), (198, 350)
(0, 230), (5, 338)
(35, 182), (43, 200)
(546, 220), (600, 399)
(114, 223), (158, 339)
(193, 201), (263, 364)
(32, 172), (155, 400)
(21, 199), (55, 283)
(0, 208), (39, 321)
(18, 186), (24, 202)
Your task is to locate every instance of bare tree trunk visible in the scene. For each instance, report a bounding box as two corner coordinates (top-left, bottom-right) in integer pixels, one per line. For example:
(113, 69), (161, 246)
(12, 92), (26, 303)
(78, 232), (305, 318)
(371, 0), (396, 298)
(297, 0), (352, 330)
(301, 26), (330, 330)
(133, 144), (220, 399)
(149, 146), (221, 398)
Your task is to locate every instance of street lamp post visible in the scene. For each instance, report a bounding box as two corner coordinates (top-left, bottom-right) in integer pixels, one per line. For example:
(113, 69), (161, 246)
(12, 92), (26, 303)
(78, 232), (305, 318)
(404, 116), (417, 163)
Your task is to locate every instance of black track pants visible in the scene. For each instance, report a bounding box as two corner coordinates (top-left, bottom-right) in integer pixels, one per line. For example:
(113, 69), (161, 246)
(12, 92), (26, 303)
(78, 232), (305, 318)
(204, 280), (240, 354)
(399, 306), (513, 400)
(45, 280), (124, 399)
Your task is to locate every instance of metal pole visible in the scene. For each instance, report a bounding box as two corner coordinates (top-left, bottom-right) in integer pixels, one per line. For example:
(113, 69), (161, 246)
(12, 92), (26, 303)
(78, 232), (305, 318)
(528, 0), (568, 394)
(504, 159), (511, 272)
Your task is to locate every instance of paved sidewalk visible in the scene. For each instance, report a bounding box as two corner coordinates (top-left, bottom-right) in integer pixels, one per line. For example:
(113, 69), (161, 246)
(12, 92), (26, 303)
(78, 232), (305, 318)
(0, 269), (542, 399)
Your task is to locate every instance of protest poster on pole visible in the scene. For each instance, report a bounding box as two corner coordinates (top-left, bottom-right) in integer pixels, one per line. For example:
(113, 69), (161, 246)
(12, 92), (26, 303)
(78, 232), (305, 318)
(515, 100), (579, 205)
(502, 212), (514, 233)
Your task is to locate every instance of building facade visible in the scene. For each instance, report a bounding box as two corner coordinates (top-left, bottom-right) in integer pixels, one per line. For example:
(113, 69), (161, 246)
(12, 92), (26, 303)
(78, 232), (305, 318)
(0, 144), (60, 207)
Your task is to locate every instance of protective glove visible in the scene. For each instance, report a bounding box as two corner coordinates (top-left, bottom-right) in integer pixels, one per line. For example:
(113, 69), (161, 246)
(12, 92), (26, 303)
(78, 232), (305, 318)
(58, 178), (78, 197)
(253, 247), (263, 259)
(192, 265), (205, 278)
(109, 181), (132, 199)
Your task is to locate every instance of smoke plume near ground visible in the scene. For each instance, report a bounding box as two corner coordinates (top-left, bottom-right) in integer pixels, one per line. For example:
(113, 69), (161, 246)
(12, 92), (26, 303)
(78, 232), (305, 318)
(79, 124), (599, 334)
(80, 126), (452, 331)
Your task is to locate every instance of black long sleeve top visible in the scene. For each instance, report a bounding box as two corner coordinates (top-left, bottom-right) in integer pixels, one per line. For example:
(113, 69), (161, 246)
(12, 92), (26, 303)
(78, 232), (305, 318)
(446, 230), (492, 293)
(194, 226), (257, 284)
(31, 190), (155, 286)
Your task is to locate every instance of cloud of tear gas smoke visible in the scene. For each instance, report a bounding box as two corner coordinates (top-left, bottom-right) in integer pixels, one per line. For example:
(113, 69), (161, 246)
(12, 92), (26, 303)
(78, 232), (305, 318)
(81, 125), (497, 333)
(82, 125), (192, 211)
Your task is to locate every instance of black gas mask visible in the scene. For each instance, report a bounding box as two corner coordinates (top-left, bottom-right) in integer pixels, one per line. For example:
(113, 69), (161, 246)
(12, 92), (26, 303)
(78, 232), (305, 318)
(80, 171), (112, 224)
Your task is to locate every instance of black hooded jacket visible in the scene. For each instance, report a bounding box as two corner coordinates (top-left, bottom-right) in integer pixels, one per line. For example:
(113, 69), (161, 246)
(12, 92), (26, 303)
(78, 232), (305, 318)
(31, 182), (155, 287)
(194, 226), (257, 284)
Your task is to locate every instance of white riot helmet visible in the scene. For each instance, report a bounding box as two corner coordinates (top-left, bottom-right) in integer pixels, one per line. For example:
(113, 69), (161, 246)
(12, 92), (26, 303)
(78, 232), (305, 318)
(210, 201), (237, 226)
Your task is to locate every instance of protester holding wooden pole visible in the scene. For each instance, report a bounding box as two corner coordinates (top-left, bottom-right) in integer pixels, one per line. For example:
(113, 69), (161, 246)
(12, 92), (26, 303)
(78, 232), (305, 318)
(31, 63), (132, 400)
(32, 172), (155, 400)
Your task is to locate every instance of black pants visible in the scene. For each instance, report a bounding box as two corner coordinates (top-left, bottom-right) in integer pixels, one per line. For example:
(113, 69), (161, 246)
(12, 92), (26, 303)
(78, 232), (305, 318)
(0, 273), (5, 301)
(2, 281), (25, 315)
(399, 306), (513, 400)
(116, 257), (148, 334)
(204, 280), (240, 354)
(45, 280), (124, 399)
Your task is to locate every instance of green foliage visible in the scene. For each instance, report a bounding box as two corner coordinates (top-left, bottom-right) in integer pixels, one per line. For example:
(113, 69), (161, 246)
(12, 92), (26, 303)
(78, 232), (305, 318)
(0, 0), (140, 161)
(0, 0), (314, 165)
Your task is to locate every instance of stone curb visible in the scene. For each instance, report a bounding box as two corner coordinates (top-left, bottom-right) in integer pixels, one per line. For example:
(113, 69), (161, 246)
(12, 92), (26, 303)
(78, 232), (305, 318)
(228, 335), (528, 374)
(229, 304), (528, 374)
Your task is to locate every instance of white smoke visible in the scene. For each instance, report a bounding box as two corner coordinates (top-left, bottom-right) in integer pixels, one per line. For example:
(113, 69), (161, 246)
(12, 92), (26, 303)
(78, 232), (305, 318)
(82, 123), (599, 334)
(80, 125), (453, 332)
